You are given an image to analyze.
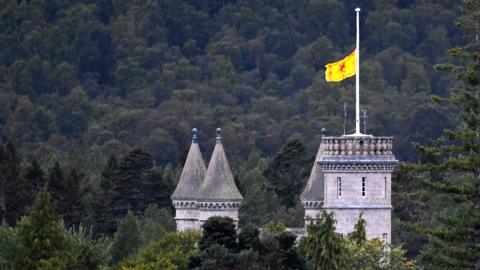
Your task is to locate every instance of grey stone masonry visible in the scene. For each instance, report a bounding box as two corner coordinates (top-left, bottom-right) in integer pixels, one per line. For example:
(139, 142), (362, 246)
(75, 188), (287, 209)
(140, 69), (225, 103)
(171, 128), (206, 232)
(197, 128), (243, 228)
(302, 135), (398, 243)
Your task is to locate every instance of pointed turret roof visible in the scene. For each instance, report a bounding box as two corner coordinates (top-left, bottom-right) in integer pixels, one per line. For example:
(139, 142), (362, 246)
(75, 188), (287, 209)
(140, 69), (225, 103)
(198, 128), (243, 201)
(171, 128), (206, 200)
(300, 143), (324, 201)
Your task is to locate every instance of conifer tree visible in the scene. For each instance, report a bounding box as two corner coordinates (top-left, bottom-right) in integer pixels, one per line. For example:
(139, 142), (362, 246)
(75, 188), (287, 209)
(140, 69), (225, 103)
(110, 211), (141, 264)
(405, 0), (480, 268)
(14, 185), (71, 270)
(303, 211), (347, 270)
(348, 214), (366, 245)
(0, 142), (21, 225)
(264, 139), (310, 208)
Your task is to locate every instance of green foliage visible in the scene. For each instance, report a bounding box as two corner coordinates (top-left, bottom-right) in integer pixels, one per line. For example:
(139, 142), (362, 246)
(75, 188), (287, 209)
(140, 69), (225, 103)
(199, 217), (237, 252)
(110, 211), (141, 264)
(345, 238), (420, 270)
(303, 211), (347, 270)
(14, 185), (70, 270)
(400, 0), (480, 268)
(348, 214), (367, 245)
(119, 231), (200, 270)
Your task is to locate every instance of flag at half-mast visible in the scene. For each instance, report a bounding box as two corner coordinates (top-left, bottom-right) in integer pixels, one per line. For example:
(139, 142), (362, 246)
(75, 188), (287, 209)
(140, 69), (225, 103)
(325, 50), (356, 82)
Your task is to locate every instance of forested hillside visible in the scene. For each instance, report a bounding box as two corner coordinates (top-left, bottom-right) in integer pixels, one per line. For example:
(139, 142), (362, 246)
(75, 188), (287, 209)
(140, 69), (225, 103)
(1, 0), (479, 269)
(0, 0), (461, 167)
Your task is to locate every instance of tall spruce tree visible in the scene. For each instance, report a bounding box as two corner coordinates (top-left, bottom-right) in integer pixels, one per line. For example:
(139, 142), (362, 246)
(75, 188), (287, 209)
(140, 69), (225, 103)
(0, 142), (21, 225)
(264, 139), (310, 208)
(406, 0), (480, 268)
(14, 185), (72, 270)
(47, 162), (84, 228)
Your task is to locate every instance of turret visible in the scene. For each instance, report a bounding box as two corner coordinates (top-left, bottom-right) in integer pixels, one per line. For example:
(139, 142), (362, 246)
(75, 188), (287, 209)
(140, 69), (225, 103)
(171, 128), (206, 231)
(197, 128), (243, 228)
(302, 134), (398, 243)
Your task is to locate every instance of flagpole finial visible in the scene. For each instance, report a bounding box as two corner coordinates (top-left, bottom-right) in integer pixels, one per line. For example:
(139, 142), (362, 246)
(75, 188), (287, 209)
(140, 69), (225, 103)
(355, 7), (361, 12)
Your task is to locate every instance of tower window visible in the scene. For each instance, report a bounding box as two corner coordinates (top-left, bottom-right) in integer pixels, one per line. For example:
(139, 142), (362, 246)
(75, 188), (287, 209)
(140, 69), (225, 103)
(362, 177), (366, 197)
(382, 233), (388, 243)
(337, 177), (342, 198)
(384, 177), (387, 198)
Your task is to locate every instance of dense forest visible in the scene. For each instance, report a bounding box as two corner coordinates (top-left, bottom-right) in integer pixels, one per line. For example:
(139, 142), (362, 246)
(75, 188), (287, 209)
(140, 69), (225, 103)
(0, 0), (479, 269)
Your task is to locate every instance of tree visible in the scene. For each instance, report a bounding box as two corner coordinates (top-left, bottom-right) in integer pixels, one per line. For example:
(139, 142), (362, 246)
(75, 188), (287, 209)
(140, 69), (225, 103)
(199, 216), (238, 252)
(110, 211), (141, 264)
(0, 142), (21, 225)
(302, 211), (347, 270)
(47, 162), (84, 228)
(264, 139), (310, 208)
(14, 185), (72, 270)
(345, 238), (420, 270)
(404, 1), (480, 268)
(348, 214), (366, 245)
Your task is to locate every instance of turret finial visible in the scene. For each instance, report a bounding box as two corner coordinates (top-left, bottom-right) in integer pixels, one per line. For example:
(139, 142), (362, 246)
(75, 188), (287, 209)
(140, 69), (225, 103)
(216, 128), (222, 144)
(192, 128), (198, 143)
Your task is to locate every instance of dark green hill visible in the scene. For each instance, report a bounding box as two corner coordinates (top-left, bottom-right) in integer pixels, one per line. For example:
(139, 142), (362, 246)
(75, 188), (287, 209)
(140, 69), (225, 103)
(0, 0), (462, 165)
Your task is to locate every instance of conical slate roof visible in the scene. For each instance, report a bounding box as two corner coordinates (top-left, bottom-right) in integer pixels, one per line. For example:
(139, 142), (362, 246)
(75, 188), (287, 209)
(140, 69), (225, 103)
(198, 128), (243, 201)
(300, 143), (324, 201)
(171, 129), (206, 200)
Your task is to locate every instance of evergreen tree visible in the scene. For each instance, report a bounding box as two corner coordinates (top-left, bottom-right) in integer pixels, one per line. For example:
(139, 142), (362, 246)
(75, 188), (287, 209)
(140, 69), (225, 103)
(110, 211), (142, 264)
(264, 139), (310, 208)
(22, 158), (46, 207)
(348, 214), (367, 245)
(199, 216), (238, 251)
(14, 185), (72, 270)
(47, 162), (84, 228)
(303, 211), (347, 270)
(405, 0), (480, 268)
(0, 142), (21, 225)
(104, 149), (154, 234)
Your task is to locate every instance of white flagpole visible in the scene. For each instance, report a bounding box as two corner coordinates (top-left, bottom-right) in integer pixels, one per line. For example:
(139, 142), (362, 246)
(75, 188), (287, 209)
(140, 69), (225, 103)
(355, 7), (361, 135)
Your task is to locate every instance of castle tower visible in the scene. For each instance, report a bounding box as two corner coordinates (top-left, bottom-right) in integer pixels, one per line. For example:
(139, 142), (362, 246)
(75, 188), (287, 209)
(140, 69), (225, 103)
(301, 135), (397, 243)
(197, 128), (243, 228)
(300, 142), (325, 223)
(171, 128), (206, 232)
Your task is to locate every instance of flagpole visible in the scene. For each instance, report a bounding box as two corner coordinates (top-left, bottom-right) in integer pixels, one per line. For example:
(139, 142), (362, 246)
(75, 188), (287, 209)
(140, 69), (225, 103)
(355, 7), (361, 135)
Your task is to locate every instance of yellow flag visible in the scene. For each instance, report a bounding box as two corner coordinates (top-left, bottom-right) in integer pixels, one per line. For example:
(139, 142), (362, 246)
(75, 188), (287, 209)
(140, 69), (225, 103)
(325, 50), (356, 82)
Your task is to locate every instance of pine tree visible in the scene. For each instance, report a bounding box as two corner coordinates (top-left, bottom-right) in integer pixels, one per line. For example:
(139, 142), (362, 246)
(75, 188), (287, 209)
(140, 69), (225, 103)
(14, 185), (72, 270)
(103, 149), (155, 234)
(348, 214), (366, 245)
(405, 0), (480, 268)
(264, 139), (310, 208)
(303, 211), (347, 270)
(47, 162), (84, 228)
(22, 158), (46, 208)
(0, 142), (21, 225)
(110, 211), (141, 264)
(199, 216), (238, 252)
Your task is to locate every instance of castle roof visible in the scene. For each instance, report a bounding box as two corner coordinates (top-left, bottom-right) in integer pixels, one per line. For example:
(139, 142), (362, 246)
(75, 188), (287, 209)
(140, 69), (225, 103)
(300, 143), (324, 201)
(197, 128), (243, 202)
(171, 128), (206, 201)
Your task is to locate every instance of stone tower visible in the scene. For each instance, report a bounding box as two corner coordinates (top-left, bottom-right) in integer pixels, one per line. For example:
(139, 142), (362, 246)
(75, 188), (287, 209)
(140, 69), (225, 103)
(171, 128), (206, 232)
(197, 128), (243, 228)
(301, 135), (397, 243)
